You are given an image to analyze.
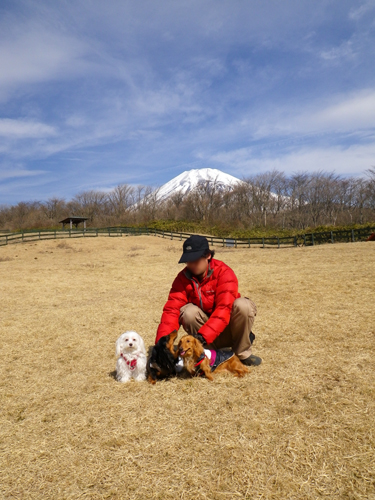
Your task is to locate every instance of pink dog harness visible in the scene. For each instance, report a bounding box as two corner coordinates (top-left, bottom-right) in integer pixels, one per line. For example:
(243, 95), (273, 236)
(121, 353), (137, 370)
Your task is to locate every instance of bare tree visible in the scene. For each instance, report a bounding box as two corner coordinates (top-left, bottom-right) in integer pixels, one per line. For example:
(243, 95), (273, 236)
(365, 168), (375, 212)
(243, 171), (286, 227)
(42, 198), (67, 222)
(182, 178), (227, 223)
(70, 190), (108, 223)
(286, 173), (310, 229)
(107, 184), (134, 221)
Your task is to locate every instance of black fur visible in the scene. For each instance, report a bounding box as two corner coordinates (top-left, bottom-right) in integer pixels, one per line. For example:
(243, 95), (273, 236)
(147, 333), (178, 382)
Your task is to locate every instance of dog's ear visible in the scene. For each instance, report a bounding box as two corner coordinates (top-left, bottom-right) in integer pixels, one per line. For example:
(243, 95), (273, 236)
(138, 334), (146, 354)
(115, 337), (122, 358)
(192, 337), (200, 356)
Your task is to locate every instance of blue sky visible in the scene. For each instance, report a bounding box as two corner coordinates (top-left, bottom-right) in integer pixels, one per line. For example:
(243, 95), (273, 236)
(1, 0), (375, 204)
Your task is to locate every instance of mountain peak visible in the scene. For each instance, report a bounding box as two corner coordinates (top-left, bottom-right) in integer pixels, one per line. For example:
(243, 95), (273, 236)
(155, 168), (242, 201)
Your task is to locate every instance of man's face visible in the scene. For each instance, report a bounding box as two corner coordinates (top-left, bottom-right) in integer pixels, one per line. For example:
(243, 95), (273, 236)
(186, 255), (209, 276)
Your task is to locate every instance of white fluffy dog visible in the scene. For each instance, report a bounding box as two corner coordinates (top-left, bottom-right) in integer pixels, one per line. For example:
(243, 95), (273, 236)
(115, 331), (147, 382)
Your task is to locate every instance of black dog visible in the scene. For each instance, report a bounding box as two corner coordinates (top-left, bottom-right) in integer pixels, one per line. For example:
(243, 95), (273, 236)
(147, 331), (179, 384)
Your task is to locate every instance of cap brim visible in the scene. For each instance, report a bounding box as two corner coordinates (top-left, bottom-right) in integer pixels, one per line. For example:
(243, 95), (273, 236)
(178, 250), (206, 264)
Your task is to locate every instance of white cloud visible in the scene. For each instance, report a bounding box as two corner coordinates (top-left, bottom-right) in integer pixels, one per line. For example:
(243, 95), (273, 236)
(349, 1), (375, 20)
(208, 142), (375, 177)
(311, 90), (375, 131)
(320, 40), (355, 61)
(0, 164), (46, 181)
(0, 22), (93, 102)
(251, 88), (375, 139)
(0, 119), (56, 138)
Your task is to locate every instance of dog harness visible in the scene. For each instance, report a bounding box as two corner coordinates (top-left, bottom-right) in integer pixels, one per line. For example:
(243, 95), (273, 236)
(194, 349), (234, 372)
(121, 353), (137, 370)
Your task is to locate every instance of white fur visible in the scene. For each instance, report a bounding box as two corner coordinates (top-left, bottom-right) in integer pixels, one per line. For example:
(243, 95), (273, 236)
(115, 331), (147, 382)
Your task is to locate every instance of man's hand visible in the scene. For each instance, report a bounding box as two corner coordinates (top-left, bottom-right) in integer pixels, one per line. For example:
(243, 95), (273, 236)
(193, 333), (207, 347)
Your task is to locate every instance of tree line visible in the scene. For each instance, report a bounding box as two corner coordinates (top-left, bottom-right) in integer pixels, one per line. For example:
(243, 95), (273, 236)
(1, 169), (374, 232)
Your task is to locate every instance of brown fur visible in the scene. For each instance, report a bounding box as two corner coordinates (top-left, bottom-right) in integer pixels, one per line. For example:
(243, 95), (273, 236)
(178, 335), (250, 381)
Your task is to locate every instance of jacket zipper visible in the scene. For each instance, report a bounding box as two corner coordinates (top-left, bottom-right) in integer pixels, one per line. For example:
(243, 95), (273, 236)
(193, 280), (204, 310)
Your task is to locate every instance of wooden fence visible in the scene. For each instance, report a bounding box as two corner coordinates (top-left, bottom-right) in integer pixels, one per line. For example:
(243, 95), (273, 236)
(1, 226), (374, 248)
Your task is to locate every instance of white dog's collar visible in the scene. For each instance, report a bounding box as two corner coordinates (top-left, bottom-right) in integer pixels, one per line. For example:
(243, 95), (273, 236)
(121, 353), (138, 370)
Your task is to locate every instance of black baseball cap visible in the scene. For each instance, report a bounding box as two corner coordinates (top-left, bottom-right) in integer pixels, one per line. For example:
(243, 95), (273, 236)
(178, 235), (210, 263)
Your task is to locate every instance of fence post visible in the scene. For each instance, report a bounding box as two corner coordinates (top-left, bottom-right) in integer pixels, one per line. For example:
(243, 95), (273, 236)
(162, 231), (165, 238)
(293, 236), (297, 247)
(39, 231), (41, 240)
(180, 233), (182, 241)
(5, 235), (8, 245)
(351, 229), (355, 242)
(235, 239), (237, 248)
(303, 234), (306, 246)
(330, 231), (334, 244)
(262, 238), (265, 248)
(22, 231), (24, 241)
(171, 232), (173, 240)
(277, 237), (280, 248)
(311, 233), (314, 245)
(222, 238), (224, 247)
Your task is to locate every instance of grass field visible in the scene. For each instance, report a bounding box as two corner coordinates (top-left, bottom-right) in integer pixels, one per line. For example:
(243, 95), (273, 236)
(1, 236), (374, 499)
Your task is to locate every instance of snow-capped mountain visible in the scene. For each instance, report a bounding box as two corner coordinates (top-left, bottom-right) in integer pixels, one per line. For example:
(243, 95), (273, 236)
(154, 168), (243, 201)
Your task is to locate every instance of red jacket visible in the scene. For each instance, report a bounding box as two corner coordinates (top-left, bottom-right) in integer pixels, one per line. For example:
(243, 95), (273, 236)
(155, 259), (240, 344)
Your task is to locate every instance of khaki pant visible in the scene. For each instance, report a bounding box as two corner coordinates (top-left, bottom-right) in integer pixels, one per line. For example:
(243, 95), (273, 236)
(179, 297), (257, 360)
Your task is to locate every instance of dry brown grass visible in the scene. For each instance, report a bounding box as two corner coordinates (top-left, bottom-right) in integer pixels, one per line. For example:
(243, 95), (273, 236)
(0, 237), (374, 499)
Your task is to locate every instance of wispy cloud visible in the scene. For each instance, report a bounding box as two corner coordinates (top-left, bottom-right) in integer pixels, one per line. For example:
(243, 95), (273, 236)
(0, 29), (90, 102)
(250, 88), (375, 140)
(207, 142), (375, 177)
(0, 163), (45, 181)
(0, 119), (56, 138)
(349, 0), (375, 20)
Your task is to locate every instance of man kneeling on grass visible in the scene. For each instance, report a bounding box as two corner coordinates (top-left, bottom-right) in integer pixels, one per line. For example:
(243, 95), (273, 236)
(155, 235), (262, 366)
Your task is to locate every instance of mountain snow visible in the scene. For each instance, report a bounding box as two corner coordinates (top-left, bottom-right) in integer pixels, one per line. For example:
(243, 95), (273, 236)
(154, 168), (243, 201)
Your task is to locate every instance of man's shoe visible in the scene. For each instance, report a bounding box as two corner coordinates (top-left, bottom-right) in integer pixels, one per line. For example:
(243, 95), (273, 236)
(241, 354), (262, 366)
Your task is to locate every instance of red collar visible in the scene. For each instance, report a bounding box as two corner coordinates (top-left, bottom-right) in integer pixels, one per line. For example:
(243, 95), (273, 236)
(121, 353), (137, 370)
(194, 352), (207, 367)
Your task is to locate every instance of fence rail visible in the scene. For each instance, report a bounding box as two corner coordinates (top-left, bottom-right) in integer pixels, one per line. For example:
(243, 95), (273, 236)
(0, 226), (374, 248)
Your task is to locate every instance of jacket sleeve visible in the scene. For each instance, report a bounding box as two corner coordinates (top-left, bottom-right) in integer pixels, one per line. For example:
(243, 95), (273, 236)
(198, 267), (238, 344)
(155, 273), (188, 343)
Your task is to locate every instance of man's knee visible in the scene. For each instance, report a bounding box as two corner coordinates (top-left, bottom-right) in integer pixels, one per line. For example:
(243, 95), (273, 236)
(180, 303), (201, 326)
(232, 297), (257, 318)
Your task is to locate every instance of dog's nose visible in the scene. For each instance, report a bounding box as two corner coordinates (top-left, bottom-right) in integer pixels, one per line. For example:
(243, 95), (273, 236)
(129, 343), (133, 347)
